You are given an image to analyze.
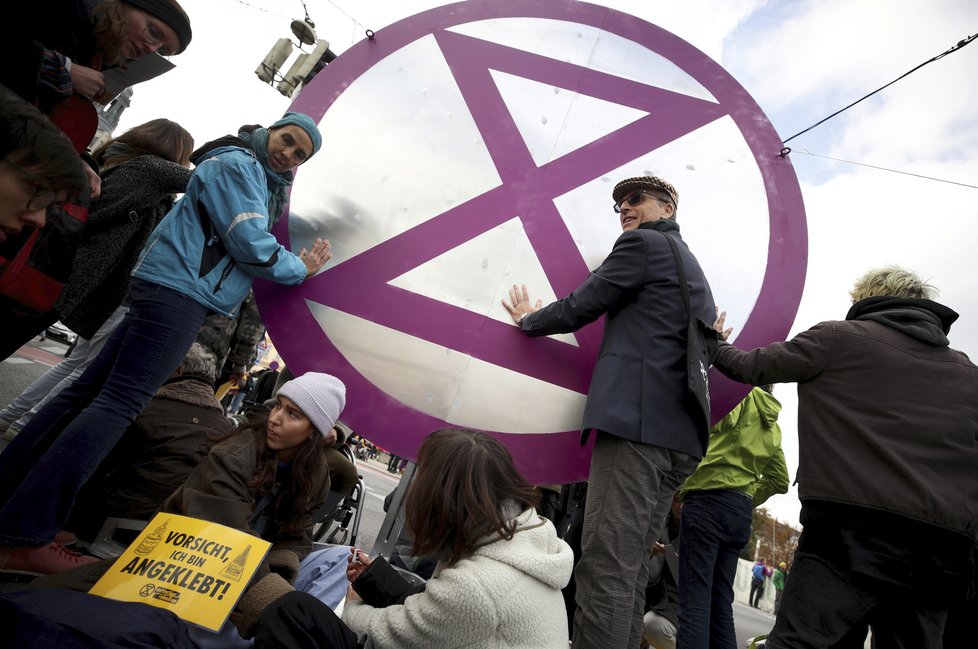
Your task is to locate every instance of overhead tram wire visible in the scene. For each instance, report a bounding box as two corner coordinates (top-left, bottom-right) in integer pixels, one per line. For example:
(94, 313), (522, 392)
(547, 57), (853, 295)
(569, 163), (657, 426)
(225, 0), (373, 44)
(324, 0), (369, 34)
(792, 149), (978, 190)
(225, 0), (291, 18)
(779, 32), (977, 150)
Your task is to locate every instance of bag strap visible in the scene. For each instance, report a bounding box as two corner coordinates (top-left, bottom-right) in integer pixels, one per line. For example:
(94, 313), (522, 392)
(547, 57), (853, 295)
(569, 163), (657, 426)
(660, 231), (691, 319)
(0, 229), (42, 291)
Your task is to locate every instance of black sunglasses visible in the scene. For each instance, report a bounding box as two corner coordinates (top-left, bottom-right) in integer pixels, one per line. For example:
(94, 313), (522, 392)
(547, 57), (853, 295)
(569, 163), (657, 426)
(613, 191), (668, 213)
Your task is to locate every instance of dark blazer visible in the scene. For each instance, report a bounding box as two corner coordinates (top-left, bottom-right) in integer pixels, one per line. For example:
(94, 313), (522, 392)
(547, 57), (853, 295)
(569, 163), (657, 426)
(521, 221), (715, 458)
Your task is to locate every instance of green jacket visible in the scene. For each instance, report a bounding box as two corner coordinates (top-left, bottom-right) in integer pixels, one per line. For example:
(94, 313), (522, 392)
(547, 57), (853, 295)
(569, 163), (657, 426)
(682, 387), (789, 506)
(773, 567), (787, 590)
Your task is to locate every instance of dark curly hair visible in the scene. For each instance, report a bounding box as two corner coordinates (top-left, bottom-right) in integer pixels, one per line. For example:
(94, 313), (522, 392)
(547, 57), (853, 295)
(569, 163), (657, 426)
(209, 412), (327, 536)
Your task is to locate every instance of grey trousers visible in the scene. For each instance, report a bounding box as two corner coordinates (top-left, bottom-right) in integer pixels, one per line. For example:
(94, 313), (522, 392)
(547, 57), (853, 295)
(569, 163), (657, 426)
(572, 432), (698, 649)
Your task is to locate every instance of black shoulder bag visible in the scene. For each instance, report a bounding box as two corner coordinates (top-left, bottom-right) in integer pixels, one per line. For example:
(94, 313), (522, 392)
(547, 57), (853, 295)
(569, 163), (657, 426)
(661, 233), (719, 430)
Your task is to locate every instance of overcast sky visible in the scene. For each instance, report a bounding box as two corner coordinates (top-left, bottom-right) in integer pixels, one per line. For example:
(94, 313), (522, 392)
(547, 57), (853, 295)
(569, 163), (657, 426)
(114, 0), (978, 526)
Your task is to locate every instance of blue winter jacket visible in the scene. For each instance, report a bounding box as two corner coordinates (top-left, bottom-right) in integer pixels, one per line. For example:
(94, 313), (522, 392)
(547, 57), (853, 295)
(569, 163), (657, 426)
(132, 145), (307, 316)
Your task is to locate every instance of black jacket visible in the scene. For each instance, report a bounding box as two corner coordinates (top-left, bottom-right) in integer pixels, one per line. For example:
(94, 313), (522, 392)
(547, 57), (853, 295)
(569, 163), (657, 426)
(58, 155), (191, 338)
(714, 297), (978, 538)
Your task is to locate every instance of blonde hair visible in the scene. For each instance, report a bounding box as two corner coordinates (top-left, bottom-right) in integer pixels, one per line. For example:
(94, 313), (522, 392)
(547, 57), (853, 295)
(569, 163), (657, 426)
(849, 266), (938, 302)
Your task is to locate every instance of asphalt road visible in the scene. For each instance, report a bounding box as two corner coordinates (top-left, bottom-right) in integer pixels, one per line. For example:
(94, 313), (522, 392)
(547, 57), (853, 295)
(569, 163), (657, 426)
(733, 600), (776, 647)
(0, 338), (71, 434)
(343, 456), (403, 553)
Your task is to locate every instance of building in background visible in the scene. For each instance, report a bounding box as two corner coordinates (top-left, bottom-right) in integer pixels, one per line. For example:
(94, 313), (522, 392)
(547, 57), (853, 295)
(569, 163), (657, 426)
(89, 88), (134, 151)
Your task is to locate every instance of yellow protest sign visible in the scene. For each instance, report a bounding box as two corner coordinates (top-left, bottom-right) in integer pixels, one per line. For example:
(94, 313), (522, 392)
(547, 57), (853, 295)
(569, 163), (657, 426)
(89, 513), (271, 631)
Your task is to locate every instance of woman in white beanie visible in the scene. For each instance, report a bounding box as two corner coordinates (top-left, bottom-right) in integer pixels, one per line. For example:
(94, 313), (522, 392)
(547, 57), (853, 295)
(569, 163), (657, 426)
(160, 371), (347, 638)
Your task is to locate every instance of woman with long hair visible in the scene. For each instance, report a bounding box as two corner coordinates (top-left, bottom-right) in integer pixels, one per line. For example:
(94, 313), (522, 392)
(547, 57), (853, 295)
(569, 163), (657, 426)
(0, 118), (194, 428)
(159, 372), (346, 636)
(256, 428), (574, 649)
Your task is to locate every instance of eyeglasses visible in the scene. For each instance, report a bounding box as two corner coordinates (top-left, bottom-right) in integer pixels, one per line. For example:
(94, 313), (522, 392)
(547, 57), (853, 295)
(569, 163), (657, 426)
(2, 158), (63, 213)
(613, 191), (669, 213)
(143, 23), (174, 57)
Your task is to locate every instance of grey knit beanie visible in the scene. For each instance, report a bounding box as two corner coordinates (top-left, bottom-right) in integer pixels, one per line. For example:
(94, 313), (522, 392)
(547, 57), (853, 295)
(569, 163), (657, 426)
(277, 373), (346, 438)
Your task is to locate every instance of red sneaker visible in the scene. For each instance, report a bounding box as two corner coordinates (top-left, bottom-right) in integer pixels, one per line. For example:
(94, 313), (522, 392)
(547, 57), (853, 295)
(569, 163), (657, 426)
(0, 541), (99, 575)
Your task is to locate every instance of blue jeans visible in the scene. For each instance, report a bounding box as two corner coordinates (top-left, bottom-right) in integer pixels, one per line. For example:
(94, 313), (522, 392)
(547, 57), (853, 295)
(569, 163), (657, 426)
(677, 489), (753, 649)
(0, 279), (208, 545)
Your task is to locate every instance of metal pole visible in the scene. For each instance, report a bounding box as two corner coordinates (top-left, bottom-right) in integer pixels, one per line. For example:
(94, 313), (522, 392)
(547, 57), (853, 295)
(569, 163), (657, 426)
(370, 462), (417, 558)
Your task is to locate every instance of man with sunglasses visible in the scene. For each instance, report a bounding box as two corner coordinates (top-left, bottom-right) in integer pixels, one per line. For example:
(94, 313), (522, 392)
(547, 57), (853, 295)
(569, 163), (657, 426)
(503, 175), (716, 649)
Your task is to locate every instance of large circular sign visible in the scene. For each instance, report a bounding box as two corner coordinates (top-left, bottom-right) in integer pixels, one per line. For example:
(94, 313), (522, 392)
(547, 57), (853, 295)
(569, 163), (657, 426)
(256, 0), (807, 483)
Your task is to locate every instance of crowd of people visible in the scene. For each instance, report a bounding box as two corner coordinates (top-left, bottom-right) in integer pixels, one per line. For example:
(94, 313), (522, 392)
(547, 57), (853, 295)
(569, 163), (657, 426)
(0, 2), (975, 648)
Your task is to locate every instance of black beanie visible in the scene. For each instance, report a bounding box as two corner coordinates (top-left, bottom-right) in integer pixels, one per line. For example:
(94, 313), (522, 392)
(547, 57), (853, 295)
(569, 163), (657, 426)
(125, 0), (193, 54)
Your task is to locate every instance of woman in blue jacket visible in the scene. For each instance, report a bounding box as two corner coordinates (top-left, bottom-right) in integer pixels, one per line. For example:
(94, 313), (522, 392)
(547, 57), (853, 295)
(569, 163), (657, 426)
(0, 112), (331, 576)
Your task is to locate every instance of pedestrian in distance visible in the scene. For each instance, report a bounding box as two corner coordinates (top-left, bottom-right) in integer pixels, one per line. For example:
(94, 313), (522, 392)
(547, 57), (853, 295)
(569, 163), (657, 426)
(749, 558), (770, 608)
(772, 561), (787, 615)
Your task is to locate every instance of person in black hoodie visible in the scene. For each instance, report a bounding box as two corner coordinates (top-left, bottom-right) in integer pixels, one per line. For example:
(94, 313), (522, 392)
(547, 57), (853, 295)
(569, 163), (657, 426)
(712, 266), (978, 649)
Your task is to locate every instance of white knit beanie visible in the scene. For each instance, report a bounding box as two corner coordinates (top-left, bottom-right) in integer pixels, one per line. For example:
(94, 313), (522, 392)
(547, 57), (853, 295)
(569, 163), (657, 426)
(277, 372), (346, 438)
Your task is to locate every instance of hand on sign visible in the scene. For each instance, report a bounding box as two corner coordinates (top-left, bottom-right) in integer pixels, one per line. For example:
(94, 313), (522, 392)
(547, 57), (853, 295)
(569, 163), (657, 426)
(502, 284), (542, 325)
(714, 307), (733, 341)
(300, 238), (332, 278)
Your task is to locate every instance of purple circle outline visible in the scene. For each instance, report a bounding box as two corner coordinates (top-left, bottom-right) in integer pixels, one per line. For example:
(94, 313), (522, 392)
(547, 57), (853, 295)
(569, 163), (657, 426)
(256, 0), (807, 483)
